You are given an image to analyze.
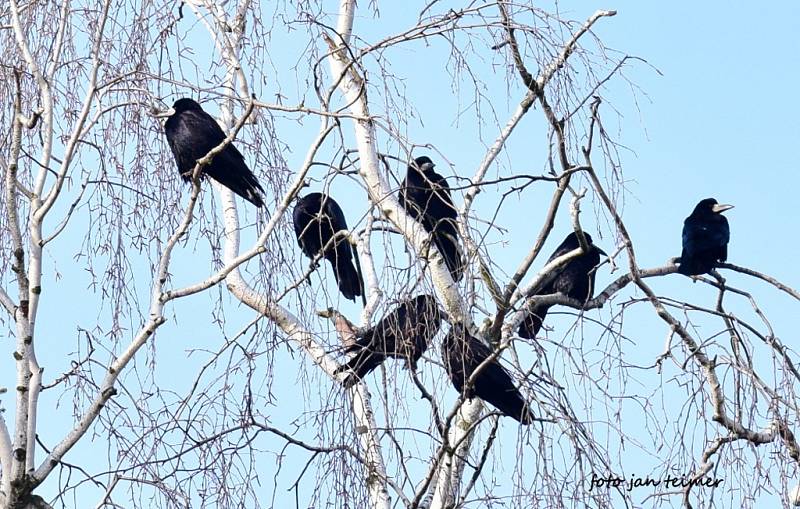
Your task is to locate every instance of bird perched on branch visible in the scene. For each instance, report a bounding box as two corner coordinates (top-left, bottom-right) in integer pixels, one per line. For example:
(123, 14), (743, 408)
(293, 193), (364, 302)
(441, 325), (535, 424)
(335, 294), (442, 388)
(518, 232), (606, 339)
(678, 198), (733, 276)
(156, 98), (265, 207)
(400, 156), (464, 281)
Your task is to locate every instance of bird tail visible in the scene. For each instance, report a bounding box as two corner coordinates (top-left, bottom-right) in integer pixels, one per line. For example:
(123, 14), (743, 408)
(494, 389), (536, 425)
(513, 400), (536, 425)
(240, 187), (265, 208)
(330, 256), (364, 302)
(518, 305), (550, 339)
(234, 171), (265, 207)
(221, 178), (264, 207)
(223, 166), (265, 207)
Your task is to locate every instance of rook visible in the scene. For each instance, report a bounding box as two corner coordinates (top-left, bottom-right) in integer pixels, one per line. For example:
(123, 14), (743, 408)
(442, 325), (535, 424)
(400, 156), (464, 281)
(157, 98), (265, 207)
(335, 295), (442, 388)
(678, 198), (733, 276)
(519, 232), (605, 339)
(293, 193), (364, 302)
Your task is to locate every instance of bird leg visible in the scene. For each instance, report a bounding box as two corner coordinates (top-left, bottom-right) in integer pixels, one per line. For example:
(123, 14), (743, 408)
(710, 268), (726, 286)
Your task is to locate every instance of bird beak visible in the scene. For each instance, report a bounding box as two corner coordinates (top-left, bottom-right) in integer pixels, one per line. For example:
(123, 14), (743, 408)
(596, 246), (608, 257)
(422, 162), (435, 171)
(712, 203), (734, 213)
(152, 107), (176, 118)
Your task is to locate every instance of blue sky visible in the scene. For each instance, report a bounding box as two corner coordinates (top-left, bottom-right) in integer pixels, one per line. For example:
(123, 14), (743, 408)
(3, 1), (800, 507)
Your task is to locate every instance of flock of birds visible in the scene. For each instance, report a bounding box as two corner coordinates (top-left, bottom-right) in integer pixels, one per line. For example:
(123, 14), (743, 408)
(157, 97), (733, 424)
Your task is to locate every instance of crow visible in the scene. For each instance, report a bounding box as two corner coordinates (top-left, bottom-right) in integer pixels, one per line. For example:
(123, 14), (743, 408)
(335, 294), (442, 388)
(293, 193), (364, 302)
(678, 198), (733, 276)
(157, 98), (265, 207)
(441, 325), (535, 424)
(399, 156), (464, 281)
(518, 232), (606, 339)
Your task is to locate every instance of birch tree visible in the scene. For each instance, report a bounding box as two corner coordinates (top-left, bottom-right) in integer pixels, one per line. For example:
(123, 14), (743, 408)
(1, 1), (799, 508)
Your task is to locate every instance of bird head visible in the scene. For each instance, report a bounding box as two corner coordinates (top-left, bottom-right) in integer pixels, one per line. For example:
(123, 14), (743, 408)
(152, 97), (203, 118)
(695, 198), (734, 215)
(298, 191), (322, 202)
(295, 192), (326, 214)
(563, 231), (593, 247)
(411, 156), (435, 173)
(563, 231), (606, 256)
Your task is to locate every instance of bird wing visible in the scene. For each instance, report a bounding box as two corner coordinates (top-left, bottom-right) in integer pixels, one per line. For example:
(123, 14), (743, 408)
(334, 328), (386, 387)
(455, 334), (530, 422)
(400, 169), (457, 226)
(165, 109), (227, 177)
(399, 173), (426, 222)
(466, 338), (517, 393)
(292, 199), (322, 255)
(539, 235), (601, 299)
(446, 333), (515, 393)
(321, 197), (354, 258)
(682, 218), (729, 255)
(530, 237), (577, 295)
(429, 173), (458, 220)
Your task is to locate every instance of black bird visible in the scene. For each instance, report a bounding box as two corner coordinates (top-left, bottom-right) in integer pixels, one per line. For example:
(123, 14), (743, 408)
(441, 325), (535, 424)
(678, 198), (733, 276)
(518, 232), (606, 339)
(334, 295), (442, 388)
(157, 98), (265, 207)
(399, 156), (464, 281)
(293, 193), (364, 301)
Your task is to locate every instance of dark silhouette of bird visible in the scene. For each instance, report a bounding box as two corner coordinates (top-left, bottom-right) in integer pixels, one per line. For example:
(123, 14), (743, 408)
(518, 232), (606, 339)
(335, 294), (442, 388)
(441, 325), (535, 424)
(158, 98), (265, 207)
(678, 198), (733, 276)
(293, 193), (364, 301)
(399, 156), (464, 281)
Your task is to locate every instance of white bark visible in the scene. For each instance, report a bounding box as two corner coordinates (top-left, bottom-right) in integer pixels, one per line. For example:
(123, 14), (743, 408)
(324, 2), (509, 506)
(0, 413), (11, 487)
(5, 57), (36, 502)
(9, 0), (54, 198)
(0, 287), (14, 315)
(29, 103), (254, 483)
(190, 3), (392, 506)
(429, 400), (482, 508)
(325, 0), (467, 323)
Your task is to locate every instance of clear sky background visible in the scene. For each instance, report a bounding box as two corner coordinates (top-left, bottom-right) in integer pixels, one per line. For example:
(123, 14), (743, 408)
(3, 1), (800, 507)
